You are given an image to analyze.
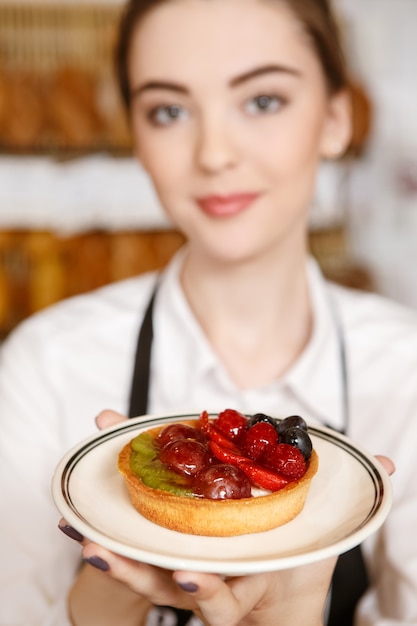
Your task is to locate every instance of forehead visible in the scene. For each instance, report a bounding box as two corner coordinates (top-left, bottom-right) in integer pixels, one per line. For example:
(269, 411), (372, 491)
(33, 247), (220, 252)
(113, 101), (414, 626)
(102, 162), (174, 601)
(128, 0), (321, 85)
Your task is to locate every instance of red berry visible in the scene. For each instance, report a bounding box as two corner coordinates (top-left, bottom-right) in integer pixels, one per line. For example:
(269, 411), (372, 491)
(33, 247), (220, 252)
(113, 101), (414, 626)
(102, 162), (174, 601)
(214, 409), (247, 441)
(241, 422), (278, 461)
(264, 443), (307, 479)
(199, 410), (211, 436)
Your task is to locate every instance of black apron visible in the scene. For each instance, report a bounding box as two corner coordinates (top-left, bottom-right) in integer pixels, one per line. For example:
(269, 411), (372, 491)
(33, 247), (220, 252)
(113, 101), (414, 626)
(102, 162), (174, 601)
(128, 285), (369, 626)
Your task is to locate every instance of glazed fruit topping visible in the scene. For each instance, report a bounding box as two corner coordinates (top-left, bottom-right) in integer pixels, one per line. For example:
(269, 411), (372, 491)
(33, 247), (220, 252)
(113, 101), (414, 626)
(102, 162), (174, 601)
(276, 414), (308, 436)
(238, 460), (289, 491)
(246, 412), (278, 429)
(193, 464), (252, 499)
(241, 421), (278, 461)
(279, 426), (312, 462)
(207, 425), (239, 450)
(214, 408), (247, 441)
(134, 409), (314, 500)
(264, 443), (307, 479)
(157, 423), (207, 448)
(159, 439), (211, 477)
(207, 440), (289, 491)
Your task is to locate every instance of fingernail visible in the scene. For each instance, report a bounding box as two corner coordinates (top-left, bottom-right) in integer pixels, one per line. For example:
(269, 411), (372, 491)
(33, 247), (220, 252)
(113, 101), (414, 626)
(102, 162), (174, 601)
(177, 581), (199, 593)
(83, 556), (110, 572)
(58, 524), (84, 543)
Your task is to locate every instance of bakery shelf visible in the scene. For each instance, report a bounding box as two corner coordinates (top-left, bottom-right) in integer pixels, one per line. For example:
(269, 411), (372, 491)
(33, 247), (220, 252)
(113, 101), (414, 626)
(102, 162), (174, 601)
(0, 2), (131, 155)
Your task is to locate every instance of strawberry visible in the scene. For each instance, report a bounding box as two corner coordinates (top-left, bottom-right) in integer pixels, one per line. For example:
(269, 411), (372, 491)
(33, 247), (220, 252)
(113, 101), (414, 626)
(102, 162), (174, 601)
(209, 440), (246, 464)
(214, 408), (247, 441)
(208, 425), (239, 450)
(241, 422), (278, 461)
(209, 441), (289, 491)
(199, 412), (241, 449)
(264, 443), (307, 479)
(199, 410), (211, 436)
(238, 460), (289, 491)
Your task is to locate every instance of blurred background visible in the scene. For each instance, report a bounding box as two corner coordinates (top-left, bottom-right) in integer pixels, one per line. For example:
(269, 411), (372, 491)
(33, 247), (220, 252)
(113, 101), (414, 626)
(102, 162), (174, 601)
(0, 0), (416, 339)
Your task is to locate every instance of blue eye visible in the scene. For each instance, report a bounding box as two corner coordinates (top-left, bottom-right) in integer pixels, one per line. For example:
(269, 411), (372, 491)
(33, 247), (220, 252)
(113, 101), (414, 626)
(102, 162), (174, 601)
(246, 95), (282, 115)
(150, 105), (189, 126)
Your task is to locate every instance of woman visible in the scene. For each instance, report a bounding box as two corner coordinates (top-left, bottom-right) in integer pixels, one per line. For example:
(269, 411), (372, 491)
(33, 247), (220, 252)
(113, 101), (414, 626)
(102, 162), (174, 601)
(0, 0), (413, 625)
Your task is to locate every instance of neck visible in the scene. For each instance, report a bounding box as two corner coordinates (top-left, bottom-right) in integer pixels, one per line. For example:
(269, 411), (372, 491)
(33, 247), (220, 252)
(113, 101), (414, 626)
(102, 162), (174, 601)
(180, 243), (313, 389)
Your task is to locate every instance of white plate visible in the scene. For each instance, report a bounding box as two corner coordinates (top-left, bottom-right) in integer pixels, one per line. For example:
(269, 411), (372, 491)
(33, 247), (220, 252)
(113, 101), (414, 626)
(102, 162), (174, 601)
(52, 414), (392, 575)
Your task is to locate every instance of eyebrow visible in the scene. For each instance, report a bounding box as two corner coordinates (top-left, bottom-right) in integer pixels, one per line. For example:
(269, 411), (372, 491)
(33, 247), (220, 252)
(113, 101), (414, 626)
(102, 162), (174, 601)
(130, 63), (301, 99)
(230, 63), (301, 87)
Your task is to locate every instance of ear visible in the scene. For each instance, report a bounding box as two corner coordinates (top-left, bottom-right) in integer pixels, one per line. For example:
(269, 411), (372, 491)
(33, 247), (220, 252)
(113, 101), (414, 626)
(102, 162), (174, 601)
(320, 89), (353, 160)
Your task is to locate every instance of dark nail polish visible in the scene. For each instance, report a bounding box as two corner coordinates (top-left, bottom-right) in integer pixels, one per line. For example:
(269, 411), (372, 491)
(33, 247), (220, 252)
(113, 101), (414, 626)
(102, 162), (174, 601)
(58, 524), (84, 543)
(84, 556), (110, 572)
(178, 582), (199, 593)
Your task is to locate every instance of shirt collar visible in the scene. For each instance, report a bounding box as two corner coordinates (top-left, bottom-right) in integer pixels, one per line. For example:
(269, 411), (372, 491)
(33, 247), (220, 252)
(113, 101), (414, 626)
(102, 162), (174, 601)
(154, 250), (346, 431)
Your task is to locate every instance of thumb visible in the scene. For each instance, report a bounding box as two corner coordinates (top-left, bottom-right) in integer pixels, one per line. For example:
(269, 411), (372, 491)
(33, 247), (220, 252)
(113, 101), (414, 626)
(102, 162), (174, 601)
(95, 409), (127, 431)
(375, 455), (395, 476)
(172, 572), (247, 626)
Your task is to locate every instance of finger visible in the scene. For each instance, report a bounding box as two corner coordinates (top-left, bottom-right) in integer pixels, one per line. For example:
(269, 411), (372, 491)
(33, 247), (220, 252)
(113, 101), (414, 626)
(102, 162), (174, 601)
(173, 557), (338, 626)
(58, 518), (95, 547)
(95, 409), (127, 430)
(173, 571), (261, 626)
(81, 543), (195, 610)
(375, 454), (395, 476)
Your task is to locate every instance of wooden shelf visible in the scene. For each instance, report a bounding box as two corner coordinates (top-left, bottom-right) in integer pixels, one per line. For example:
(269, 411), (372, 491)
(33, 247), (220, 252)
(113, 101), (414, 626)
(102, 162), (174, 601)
(0, 228), (373, 338)
(0, 2), (131, 154)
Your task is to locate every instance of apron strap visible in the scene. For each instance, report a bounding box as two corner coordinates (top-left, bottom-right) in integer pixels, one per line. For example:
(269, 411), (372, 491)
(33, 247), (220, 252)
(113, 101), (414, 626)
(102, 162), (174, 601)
(127, 281), (369, 626)
(327, 546), (369, 625)
(326, 300), (369, 622)
(128, 283), (157, 418)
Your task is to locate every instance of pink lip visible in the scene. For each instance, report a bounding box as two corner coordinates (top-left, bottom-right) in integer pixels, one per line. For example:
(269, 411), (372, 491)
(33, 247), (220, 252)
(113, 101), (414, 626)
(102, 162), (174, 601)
(196, 193), (260, 217)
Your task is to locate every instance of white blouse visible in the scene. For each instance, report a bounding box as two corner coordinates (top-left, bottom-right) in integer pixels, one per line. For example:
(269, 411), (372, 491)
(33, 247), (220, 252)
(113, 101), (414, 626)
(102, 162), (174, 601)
(1, 250), (417, 625)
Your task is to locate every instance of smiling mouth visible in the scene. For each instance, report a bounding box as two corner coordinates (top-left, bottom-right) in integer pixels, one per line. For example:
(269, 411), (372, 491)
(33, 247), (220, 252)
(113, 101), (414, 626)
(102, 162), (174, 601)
(196, 193), (260, 217)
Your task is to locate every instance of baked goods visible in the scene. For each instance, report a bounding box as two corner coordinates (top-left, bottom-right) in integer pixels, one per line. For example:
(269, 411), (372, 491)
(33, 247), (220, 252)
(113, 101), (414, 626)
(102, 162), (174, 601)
(118, 410), (318, 536)
(0, 71), (45, 148)
(0, 67), (7, 132)
(45, 67), (103, 149)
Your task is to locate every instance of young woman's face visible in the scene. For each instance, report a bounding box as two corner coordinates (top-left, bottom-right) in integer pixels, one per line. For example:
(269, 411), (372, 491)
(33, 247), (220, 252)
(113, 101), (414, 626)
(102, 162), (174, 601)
(128, 0), (350, 264)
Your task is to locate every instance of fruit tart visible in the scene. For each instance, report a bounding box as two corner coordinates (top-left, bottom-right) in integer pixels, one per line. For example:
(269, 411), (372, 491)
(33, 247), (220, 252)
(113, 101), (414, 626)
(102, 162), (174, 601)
(118, 410), (318, 536)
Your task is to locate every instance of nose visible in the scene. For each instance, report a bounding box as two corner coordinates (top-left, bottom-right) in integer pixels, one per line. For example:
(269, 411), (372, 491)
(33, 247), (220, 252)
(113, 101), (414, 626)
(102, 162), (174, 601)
(195, 112), (239, 173)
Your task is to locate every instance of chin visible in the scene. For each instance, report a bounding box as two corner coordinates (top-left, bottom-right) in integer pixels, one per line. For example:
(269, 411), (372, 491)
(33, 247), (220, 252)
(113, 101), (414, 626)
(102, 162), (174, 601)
(181, 214), (281, 267)
(193, 240), (265, 268)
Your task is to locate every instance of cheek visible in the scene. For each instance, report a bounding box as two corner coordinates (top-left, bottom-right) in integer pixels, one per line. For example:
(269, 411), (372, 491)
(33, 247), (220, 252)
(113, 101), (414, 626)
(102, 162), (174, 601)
(134, 128), (190, 192)
(248, 123), (323, 223)
(252, 113), (325, 180)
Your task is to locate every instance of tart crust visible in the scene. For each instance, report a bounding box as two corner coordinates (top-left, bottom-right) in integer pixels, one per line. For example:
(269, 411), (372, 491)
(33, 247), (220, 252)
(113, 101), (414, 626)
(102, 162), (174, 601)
(118, 421), (319, 536)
